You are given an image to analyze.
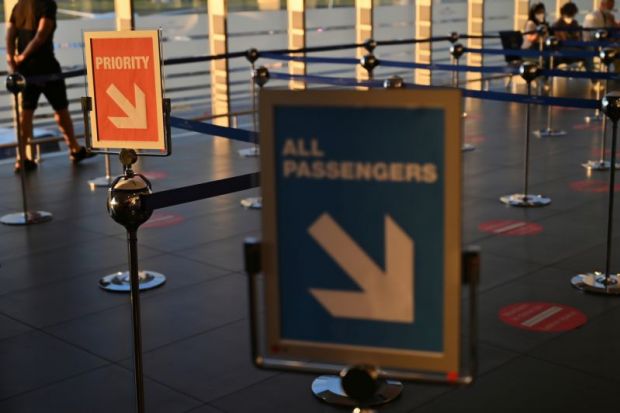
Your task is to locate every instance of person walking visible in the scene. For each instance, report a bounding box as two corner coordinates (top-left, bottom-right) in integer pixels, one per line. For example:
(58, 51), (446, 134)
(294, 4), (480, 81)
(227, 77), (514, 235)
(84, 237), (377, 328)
(5, 0), (95, 173)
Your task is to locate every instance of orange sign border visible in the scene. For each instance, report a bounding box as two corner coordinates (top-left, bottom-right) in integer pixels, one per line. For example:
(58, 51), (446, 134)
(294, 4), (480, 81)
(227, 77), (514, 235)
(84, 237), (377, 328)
(84, 30), (165, 151)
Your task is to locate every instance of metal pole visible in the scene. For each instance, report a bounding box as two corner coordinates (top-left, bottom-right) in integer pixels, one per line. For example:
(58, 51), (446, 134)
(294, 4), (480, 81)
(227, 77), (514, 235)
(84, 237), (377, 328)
(599, 65), (609, 163)
(523, 81), (532, 198)
(604, 120), (618, 285)
(13, 93), (30, 220)
(127, 229), (146, 413)
(546, 55), (554, 131)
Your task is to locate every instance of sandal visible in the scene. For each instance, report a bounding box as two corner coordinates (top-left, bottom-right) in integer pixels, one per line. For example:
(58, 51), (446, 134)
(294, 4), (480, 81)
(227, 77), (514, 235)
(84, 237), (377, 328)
(70, 147), (97, 164)
(14, 159), (38, 174)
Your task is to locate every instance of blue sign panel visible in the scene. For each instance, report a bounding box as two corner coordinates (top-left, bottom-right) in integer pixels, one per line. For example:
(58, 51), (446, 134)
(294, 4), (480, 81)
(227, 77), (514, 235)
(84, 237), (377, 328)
(260, 89), (461, 373)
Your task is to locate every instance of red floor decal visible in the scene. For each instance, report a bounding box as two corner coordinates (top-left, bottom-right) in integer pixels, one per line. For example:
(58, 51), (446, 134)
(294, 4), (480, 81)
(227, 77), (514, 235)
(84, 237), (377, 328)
(590, 148), (620, 158)
(142, 212), (184, 229)
(141, 171), (168, 181)
(570, 179), (620, 193)
(479, 220), (543, 236)
(573, 123), (603, 132)
(499, 302), (587, 332)
(465, 134), (486, 145)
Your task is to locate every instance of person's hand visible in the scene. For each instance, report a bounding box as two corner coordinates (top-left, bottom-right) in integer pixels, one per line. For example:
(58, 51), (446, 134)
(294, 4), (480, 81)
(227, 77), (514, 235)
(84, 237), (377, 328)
(14, 54), (26, 65)
(6, 56), (16, 73)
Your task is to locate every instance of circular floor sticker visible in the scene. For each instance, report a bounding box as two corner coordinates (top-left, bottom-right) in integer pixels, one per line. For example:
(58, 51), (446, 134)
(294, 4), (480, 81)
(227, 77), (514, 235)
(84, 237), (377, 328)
(573, 123), (603, 132)
(141, 171), (168, 181)
(479, 220), (543, 236)
(499, 302), (587, 332)
(570, 179), (620, 193)
(464, 134), (486, 145)
(143, 212), (184, 229)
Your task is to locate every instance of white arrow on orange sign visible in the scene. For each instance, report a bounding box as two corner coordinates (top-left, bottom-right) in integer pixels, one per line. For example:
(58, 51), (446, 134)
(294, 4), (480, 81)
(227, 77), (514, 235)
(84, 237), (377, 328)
(106, 84), (147, 129)
(308, 213), (415, 323)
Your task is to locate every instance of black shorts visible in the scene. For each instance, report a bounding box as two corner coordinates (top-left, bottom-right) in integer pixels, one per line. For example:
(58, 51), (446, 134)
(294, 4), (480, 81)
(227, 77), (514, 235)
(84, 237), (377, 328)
(22, 77), (69, 111)
(19, 58), (69, 111)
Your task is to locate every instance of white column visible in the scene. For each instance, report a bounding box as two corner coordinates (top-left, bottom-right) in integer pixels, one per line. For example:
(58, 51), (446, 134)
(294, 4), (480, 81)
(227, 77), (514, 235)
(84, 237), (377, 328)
(356, 0), (373, 82)
(208, 0), (231, 126)
(415, 0), (432, 85)
(467, 0), (484, 88)
(288, 0), (306, 90)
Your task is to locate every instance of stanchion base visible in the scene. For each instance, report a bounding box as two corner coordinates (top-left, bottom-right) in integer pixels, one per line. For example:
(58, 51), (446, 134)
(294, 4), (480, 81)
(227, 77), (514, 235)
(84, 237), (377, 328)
(571, 272), (620, 295)
(311, 375), (402, 407)
(99, 270), (166, 292)
(88, 176), (113, 190)
(462, 143), (476, 152)
(585, 114), (604, 123)
(238, 147), (260, 158)
(500, 193), (551, 207)
(581, 160), (620, 171)
(0, 211), (53, 226)
(534, 128), (567, 138)
(240, 197), (262, 209)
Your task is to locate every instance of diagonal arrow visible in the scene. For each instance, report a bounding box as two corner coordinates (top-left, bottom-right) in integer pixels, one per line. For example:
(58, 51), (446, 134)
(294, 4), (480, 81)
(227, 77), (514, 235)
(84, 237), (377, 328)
(308, 213), (415, 323)
(106, 83), (147, 129)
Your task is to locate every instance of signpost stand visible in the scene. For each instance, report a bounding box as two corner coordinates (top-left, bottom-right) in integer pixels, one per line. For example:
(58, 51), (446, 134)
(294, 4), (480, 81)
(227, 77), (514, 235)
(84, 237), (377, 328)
(500, 62), (551, 207)
(572, 92), (620, 295)
(82, 30), (171, 292)
(245, 88), (478, 407)
(1, 73), (52, 226)
(107, 149), (153, 413)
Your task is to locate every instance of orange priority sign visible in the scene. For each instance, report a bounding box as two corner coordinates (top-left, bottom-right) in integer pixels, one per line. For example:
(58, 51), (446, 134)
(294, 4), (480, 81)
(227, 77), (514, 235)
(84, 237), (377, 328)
(84, 30), (165, 151)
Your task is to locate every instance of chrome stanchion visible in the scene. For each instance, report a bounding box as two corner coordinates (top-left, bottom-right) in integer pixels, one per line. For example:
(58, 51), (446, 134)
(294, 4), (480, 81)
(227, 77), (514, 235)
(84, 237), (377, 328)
(1, 73), (52, 226)
(583, 48), (620, 171)
(500, 62), (551, 207)
(107, 149), (154, 413)
(572, 92), (620, 295)
(450, 43), (474, 152)
(240, 66), (270, 210)
(238, 49), (260, 159)
(534, 36), (566, 138)
(585, 29), (608, 123)
(359, 53), (379, 82)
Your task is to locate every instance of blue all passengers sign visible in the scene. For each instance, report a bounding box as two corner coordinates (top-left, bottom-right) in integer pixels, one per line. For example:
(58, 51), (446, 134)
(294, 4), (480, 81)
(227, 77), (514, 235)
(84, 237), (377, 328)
(259, 89), (462, 373)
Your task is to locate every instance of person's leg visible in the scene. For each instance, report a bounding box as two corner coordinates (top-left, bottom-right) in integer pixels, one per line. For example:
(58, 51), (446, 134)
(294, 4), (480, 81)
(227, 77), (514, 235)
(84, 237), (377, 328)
(53, 108), (80, 153)
(17, 108), (34, 162)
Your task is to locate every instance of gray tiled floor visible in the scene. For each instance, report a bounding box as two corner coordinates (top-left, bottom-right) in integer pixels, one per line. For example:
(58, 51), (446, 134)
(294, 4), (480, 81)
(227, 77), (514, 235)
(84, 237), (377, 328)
(1, 78), (619, 412)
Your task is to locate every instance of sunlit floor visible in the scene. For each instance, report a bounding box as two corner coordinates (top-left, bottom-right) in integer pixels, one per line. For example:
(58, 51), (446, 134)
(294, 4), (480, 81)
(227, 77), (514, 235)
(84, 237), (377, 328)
(1, 77), (620, 412)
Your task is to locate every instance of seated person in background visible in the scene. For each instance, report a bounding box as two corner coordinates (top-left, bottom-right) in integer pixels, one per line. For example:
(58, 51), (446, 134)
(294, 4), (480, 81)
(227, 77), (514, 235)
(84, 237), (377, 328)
(583, 0), (618, 41)
(552, 2), (581, 42)
(522, 2), (550, 50)
(552, 2), (588, 68)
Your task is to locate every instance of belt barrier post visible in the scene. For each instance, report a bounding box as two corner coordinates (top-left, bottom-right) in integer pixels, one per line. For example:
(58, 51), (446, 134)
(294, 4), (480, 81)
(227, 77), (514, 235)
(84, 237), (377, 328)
(359, 53), (379, 82)
(583, 48), (620, 171)
(571, 91), (620, 295)
(240, 66), (270, 210)
(450, 43), (475, 152)
(585, 29), (608, 123)
(500, 62), (551, 207)
(535, 36), (567, 137)
(1, 73), (52, 226)
(107, 149), (154, 413)
(238, 49), (261, 159)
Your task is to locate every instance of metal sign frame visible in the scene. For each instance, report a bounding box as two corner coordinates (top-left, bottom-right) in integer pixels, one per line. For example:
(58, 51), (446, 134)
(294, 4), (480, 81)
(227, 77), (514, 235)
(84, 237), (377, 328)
(258, 88), (463, 377)
(83, 30), (170, 156)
